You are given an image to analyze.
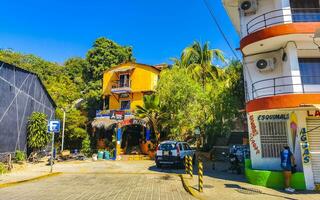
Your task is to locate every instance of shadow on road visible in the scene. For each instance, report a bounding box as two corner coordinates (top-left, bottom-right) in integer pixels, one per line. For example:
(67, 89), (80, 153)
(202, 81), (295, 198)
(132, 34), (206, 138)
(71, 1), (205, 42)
(148, 165), (185, 175)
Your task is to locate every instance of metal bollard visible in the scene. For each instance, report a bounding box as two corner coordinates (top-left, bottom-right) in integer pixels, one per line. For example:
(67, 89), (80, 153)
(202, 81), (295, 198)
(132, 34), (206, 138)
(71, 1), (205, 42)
(198, 159), (203, 192)
(188, 155), (193, 177)
(185, 156), (189, 174)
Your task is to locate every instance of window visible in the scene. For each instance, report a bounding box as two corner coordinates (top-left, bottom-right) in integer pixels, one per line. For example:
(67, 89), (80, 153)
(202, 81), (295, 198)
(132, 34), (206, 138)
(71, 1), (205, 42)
(119, 74), (130, 87)
(259, 121), (288, 158)
(120, 100), (130, 110)
(299, 58), (320, 84)
(290, 0), (320, 22)
(178, 143), (183, 151)
(159, 143), (176, 151)
(183, 143), (191, 150)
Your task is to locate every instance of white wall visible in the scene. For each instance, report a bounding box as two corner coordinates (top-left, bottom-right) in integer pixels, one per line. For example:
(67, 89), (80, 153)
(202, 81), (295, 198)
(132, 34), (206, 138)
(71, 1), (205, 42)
(243, 40), (320, 101)
(240, 0), (292, 37)
(248, 108), (317, 190)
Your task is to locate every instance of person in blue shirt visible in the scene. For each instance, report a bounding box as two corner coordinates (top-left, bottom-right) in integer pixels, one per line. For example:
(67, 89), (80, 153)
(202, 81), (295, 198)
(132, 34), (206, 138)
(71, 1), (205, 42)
(280, 146), (296, 192)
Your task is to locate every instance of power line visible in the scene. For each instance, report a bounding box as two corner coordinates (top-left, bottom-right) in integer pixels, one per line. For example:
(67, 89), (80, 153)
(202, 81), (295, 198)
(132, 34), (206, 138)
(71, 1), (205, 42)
(202, 0), (240, 60)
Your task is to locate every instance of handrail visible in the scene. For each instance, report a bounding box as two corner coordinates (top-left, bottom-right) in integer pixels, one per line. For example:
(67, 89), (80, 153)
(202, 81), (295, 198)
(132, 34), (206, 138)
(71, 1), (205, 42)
(111, 79), (131, 88)
(251, 75), (320, 100)
(246, 8), (320, 34)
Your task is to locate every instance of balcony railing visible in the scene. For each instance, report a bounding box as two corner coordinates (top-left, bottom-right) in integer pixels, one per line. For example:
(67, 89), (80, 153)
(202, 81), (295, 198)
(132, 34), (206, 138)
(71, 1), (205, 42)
(247, 8), (320, 34)
(111, 79), (131, 89)
(251, 75), (320, 100)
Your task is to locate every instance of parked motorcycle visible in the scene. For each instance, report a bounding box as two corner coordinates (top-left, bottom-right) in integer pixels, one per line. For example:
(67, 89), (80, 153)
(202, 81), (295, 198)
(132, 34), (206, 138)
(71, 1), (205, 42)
(228, 152), (241, 174)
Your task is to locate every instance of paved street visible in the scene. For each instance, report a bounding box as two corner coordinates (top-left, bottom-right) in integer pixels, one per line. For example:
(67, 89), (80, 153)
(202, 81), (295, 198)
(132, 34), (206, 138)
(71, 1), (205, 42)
(0, 161), (194, 200)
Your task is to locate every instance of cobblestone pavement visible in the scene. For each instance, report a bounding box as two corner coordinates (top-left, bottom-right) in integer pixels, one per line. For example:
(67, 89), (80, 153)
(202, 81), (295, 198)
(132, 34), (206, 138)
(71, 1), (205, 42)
(0, 173), (195, 200)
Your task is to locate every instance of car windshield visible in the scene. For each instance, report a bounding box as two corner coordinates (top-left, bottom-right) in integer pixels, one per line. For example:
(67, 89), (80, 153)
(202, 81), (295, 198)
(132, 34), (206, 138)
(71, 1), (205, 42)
(159, 143), (176, 150)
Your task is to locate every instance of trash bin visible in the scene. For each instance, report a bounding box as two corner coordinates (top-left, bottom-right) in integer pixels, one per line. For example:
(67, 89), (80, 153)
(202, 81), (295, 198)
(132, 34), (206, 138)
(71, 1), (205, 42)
(98, 151), (104, 160)
(104, 151), (110, 160)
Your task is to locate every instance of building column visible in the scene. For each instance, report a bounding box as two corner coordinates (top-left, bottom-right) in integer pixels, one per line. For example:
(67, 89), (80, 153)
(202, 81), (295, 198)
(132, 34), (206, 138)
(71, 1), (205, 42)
(284, 41), (303, 93)
(146, 128), (151, 141)
(116, 127), (122, 160)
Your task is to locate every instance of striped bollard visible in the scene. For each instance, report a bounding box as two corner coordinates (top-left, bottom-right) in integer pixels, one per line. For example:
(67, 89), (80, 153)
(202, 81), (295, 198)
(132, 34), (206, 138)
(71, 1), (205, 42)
(198, 159), (203, 192)
(188, 155), (193, 177)
(185, 156), (189, 174)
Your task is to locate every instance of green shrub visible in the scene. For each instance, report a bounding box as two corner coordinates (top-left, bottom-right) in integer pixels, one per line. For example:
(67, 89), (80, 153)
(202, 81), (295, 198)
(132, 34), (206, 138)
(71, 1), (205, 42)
(0, 162), (7, 174)
(15, 150), (26, 162)
(81, 135), (91, 156)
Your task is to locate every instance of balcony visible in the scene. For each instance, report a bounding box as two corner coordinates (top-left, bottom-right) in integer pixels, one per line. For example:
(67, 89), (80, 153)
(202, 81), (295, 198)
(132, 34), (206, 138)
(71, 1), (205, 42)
(251, 76), (320, 100)
(246, 8), (320, 34)
(96, 109), (133, 119)
(111, 79), (131, 94)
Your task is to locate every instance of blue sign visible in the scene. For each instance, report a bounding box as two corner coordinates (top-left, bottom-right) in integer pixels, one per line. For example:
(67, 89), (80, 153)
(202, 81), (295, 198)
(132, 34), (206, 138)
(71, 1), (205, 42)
(48, 120), (60, 133)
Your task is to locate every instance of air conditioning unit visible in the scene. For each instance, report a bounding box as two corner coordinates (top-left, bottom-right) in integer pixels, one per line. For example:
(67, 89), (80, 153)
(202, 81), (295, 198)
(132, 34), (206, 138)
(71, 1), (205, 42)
(256, 58), (276, 72)
(240, 0), (257, 16)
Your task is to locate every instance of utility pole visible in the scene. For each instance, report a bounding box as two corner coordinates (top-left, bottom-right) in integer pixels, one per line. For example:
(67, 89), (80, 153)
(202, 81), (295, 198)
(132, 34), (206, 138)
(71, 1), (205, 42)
(50, 131), (54, 173)
(60, 98), (84, 153)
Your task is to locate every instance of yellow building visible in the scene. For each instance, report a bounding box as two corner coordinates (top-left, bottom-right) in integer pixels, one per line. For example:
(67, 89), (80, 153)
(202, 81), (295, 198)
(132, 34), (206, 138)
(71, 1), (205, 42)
(92, 62), (161, 159)
(102, 62), (160, 112)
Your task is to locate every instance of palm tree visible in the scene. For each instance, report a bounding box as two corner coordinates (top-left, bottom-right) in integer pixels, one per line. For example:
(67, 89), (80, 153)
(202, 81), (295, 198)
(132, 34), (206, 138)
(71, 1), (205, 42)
(179, 41), (225, 89)
(135, 94), (162, 143)
(173, 41), (225, 147)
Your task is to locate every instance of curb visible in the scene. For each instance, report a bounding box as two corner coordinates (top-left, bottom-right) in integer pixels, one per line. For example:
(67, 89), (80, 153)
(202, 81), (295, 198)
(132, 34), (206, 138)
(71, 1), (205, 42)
(0, 172), (62, 188)
(179, 174), (204, 200)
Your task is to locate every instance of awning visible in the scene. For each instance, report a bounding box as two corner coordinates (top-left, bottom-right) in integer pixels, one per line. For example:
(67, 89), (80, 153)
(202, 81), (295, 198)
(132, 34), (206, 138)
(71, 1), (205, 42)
(91, 118), (117, 130)
(110, 66), (135, 73)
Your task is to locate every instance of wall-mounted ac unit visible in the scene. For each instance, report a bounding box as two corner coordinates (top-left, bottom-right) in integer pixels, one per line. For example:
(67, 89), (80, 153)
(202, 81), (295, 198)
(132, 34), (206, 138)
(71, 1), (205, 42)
(240, 0), (257, 16)
(256, 58), (276, 72)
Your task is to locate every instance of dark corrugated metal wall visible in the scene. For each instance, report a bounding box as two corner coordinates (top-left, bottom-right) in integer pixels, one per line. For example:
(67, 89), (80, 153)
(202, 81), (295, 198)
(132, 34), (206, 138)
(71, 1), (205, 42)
(0, 61), (56, 153)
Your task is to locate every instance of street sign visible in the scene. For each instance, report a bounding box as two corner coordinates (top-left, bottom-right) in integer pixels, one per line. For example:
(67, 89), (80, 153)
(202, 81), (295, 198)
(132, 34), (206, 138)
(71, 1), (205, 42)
(48, 120), (60, 133)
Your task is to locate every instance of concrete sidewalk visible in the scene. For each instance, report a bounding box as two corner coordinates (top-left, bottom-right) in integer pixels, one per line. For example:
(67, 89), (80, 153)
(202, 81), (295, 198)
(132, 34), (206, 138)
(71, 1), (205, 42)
(0, 162), (60, 187)
(182, 161), (320, 200)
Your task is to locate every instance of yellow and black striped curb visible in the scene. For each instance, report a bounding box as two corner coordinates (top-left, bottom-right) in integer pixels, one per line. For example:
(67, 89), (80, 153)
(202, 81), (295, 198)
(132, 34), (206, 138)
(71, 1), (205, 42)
(198, 161), (203, 192)
(179, 174), (204, 200)
(0, 172), (62, 188)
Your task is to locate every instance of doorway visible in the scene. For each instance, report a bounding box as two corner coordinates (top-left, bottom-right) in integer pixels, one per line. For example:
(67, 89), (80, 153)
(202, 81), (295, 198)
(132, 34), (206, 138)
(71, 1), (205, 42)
(120, 125), (144, 154)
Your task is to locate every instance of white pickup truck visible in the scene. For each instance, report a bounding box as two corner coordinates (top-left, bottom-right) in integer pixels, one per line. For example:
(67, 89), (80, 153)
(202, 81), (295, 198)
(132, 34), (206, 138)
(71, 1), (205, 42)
(155, 140), (196, 168)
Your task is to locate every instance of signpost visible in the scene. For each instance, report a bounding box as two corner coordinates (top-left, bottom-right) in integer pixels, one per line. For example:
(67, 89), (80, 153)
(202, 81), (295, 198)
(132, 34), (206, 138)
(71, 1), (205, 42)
(48, 120), (60, 173)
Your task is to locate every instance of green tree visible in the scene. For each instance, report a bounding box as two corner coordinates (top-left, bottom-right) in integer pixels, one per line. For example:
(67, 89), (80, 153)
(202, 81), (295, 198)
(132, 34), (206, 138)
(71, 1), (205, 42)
(135, 95), (162, 143)
(86, 37), (134, 81)
(207, 60), (244, 137)
(64, 57), (91, 91)
(157, 67), (203, 140)
(27, 112), (50, 151)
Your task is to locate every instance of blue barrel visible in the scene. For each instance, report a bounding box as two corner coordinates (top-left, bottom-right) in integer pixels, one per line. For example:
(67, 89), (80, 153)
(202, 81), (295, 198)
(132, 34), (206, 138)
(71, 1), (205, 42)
(104, 151), (110, 160)
(98, 151), (104, 160)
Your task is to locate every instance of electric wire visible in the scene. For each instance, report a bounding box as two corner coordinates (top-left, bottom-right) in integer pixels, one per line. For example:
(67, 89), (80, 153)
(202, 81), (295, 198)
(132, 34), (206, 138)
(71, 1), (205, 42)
(202, 0), (240, 60)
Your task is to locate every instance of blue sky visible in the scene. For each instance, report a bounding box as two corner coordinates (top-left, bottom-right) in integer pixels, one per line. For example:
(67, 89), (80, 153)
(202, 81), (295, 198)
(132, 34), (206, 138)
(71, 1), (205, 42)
(0, 0), (240, 65)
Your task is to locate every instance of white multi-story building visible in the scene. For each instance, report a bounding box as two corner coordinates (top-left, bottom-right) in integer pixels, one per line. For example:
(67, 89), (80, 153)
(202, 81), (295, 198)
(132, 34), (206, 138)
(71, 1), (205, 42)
(223, 0), (320, 190)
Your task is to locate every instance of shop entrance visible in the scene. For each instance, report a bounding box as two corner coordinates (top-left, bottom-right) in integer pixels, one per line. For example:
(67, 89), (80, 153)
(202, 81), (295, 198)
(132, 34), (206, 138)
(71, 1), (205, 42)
(306, 118), (320, 183)
(120, 125), (144, 154)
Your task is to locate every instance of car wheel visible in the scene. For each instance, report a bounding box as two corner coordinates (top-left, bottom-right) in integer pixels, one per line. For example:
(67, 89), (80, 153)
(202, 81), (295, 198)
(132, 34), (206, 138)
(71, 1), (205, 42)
(156, 162), (161, 168)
